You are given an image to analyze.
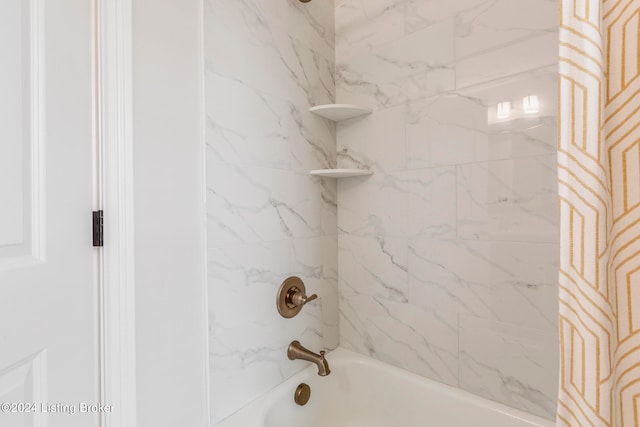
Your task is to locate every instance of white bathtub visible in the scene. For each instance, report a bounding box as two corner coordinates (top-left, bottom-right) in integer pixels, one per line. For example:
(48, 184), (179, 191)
(217, 347), (556, 427)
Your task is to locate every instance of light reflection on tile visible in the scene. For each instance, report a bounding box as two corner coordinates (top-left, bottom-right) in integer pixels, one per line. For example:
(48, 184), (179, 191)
(406, 67), (558, 168)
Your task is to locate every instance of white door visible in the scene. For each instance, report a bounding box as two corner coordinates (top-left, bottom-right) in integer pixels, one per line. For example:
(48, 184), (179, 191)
(0, 1), (99, 426)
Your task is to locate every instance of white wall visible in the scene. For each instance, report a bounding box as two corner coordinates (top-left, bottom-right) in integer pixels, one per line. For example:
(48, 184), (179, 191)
(132, 1), (209, 426)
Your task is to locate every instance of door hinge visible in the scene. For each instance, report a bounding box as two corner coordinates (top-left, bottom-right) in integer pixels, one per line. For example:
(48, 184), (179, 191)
(93, 210), (104, 247)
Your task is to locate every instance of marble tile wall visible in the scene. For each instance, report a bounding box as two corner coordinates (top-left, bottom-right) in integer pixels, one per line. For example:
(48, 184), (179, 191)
(335, 0), (559, 420)
(204, 0), (338, 424)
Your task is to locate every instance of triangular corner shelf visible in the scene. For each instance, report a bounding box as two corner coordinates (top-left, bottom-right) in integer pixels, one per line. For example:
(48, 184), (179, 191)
(310, 169), (374, 178)
(309, 104), (372, 122)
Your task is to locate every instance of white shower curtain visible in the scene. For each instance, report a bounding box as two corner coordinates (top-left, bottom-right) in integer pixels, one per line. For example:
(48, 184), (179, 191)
(558, 0), (640, 425)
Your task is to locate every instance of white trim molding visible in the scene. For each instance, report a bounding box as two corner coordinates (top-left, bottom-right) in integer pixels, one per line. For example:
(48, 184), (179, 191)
(96, 0), (137, 426)
(29, 0), (45, 264)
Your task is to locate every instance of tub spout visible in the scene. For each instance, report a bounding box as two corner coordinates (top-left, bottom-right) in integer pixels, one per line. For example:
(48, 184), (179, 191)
(287, 340), (331, 376)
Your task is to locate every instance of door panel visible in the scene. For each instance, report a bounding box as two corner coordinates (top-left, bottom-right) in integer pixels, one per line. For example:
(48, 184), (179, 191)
(0, 1), (98, 426)
(0, 0), (40, 264)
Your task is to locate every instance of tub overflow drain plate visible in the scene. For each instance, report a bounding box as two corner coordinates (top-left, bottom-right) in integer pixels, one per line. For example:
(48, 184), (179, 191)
(294, 383), (311, 406)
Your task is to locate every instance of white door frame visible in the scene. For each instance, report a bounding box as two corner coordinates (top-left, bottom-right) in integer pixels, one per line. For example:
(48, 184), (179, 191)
(95, 0), (137, 426)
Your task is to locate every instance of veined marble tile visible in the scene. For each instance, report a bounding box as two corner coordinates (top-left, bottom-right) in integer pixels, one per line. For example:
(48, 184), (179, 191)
(289, 102), (337, 172)
(335, 0), (406, 59)
(210, 303), (323, 422)
(408, 239), (558, 332)
(408, 238), (493, 318)
(336, 104), (406, 172)
(339, 234), (408, 302)
(407, 93), (488, 167)
(209, 241), (325, 421)
(459, 316), (558, 420)
(336, 19), (455, 110)
(455, 0), (559, 88)
(205, 0), (339, 423)
(405, 0), (487, 35)
(457, 155), (558, 242)
(338, 167), (456, 238)
(206, 160), (332, 247)
(341, 17), (453, 84)
(209, 343), (287, 424)
(207, 242), (292, 331)
(257, 0), (335, 53)
(205, 72), (292, 170)
(339, 294), (458, 386)
(292, 236), (340, 350)
(209, 299), (323, 365)
(205, 72), (337, 174)
(406, 67), (557, 167)
(314, 49), (337, 107)
(204, 0), (334, 107)
(318, 175), (338, 238)
(209, 247), (323, 394)
(284, 37), (335, 107)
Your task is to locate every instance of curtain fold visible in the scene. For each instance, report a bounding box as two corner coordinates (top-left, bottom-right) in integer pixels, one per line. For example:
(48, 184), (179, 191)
(558, 0), (640, 426)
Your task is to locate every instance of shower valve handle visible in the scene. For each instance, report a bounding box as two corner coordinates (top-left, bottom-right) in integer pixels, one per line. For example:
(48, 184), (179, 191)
(277, 276), (318, 318)
(289, 289), (318, 307)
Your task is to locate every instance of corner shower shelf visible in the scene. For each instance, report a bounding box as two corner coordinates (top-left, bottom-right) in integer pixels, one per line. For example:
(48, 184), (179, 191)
(309, 104), (372, 122)
(310, 169), (373, 178)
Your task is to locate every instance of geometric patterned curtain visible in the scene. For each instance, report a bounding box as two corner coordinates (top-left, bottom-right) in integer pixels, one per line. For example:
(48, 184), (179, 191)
(558, 0), (640, 425)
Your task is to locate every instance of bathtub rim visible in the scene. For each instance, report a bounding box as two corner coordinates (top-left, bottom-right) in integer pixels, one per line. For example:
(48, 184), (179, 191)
(215, 346), (556, 427)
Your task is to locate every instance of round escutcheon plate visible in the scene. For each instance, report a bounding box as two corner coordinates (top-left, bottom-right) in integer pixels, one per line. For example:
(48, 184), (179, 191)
(294, 383), (311, 406)
(276, 276), (306, 318)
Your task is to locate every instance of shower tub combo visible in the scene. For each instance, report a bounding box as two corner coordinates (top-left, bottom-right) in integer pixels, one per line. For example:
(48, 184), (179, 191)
(217, 347), (555, 427)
